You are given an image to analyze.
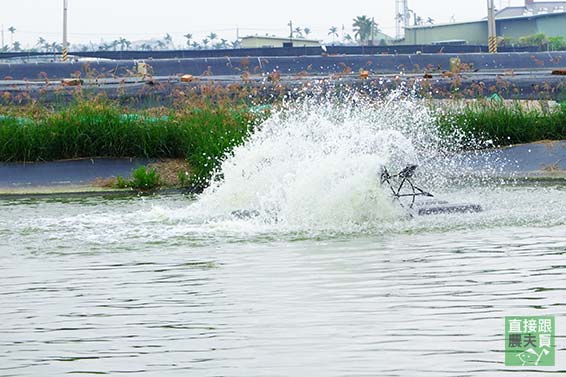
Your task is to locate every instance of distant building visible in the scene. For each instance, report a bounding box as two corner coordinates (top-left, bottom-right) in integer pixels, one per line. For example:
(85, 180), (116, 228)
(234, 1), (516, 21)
(495, 0), (566, 18)
(240, 36), (321, 48)
(367, 31), (395, 45)
(404, 1), (566, 45)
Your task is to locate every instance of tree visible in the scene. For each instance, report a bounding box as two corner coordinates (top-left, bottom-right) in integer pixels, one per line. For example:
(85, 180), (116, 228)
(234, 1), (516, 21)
(352, 15), (379, 44)
(328, 26), (339, 43)
(304, 27), (311, 37)
(118, 37), (130, 51)
(37, 37), (50, 52)
(50, 42), (62, 52)
(164, 33), (173, 49)
(426, 17), (434, 25)
(202, 38), (209, 49)
(549, 36), (566, 51)
(156, 40), (166, 50)
(230, 39), (241, 49)
(293, 27), (303, 38)
(12, 41), (21, 52)
(184, 33), (193, 47)
(191, 41), (200, 50)
(207, 32), (217, 44)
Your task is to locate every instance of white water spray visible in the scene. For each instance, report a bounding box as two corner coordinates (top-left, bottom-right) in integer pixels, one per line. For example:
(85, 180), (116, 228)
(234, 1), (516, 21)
(192, 90), (459, 230)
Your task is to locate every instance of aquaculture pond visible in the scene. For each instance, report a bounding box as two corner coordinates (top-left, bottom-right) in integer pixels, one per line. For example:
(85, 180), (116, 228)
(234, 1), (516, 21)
(1, 94), (565, 376)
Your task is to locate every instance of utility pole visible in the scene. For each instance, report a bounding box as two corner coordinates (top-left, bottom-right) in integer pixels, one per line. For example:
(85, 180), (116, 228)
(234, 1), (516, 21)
(371, 17), (375, 45)
(62, 0), (68, 61)
(288, 20), (293, 44)
(487, 0), (497, 53)
(1, 25), (4, 50)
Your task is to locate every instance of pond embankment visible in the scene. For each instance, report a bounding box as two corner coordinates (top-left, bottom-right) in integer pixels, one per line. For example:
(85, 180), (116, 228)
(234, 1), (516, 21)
(0, 99), (564, 196)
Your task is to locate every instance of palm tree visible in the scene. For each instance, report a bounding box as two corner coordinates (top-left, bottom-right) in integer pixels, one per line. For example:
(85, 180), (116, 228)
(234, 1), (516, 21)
(230, 39), (240, 49)
(293, 27), (303, 38)
(202, 38), (209, 49)
(12, 41), (21, 52)
(344, 34), (354, 44)
(164, 33), (173, 49)
(37, 37), (46, 50)
(207, 32), (217, 44)
(50, 41), (62, 52)
(118, 37), (130, 51)
(328, 26), (339, 44)
(156, 40), (166, 50)
(184, 33), (193, 48)
(426, 17), (434, 25)
(191, 41), (200, 50)
(304, 27), (311, 37)
(353, 16), (371, 43)
(352, 15), (379, 44)
(219, 38), (228, 49)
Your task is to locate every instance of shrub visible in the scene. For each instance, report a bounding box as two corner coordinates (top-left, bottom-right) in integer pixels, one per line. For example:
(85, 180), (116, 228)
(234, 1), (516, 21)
(115, 166), (161, 191)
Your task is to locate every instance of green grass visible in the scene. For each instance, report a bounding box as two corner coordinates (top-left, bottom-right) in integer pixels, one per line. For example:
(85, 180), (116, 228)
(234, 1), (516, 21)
(1, 99), (565, 187)
(115, 166), (161, 191)
(436, 101), (566, 146)
(0, 100), (259, 185)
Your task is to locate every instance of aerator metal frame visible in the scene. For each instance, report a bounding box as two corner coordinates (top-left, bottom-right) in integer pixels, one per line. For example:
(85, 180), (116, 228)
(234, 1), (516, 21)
(380, 165), (434, 209)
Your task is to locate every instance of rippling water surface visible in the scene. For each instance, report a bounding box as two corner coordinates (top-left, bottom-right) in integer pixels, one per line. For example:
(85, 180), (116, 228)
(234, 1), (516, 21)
(1, 181), (565, 377)
(2, 93), (566, 375)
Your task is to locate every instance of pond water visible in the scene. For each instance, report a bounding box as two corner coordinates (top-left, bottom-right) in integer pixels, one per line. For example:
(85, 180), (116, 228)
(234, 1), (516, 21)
(1, 93), (565, 376)
(1, 181), (565, 376)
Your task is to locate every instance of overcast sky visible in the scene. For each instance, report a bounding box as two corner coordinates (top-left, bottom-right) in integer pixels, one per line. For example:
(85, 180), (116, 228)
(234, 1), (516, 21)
(1, 0), (531, 48)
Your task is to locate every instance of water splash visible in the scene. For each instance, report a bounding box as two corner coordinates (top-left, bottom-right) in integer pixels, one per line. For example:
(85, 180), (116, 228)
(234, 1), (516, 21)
(192, 90), (471, 230)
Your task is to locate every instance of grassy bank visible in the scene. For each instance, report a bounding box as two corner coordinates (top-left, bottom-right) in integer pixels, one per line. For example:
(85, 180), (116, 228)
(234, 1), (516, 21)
(436, 101), (566, 146)
(0, 101), (259, 187)
(0, 99), (565, 187)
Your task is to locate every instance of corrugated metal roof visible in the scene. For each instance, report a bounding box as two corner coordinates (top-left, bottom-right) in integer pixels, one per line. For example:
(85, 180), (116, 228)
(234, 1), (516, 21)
(496, 2), (566, 18)
(406, 10), (566, 29)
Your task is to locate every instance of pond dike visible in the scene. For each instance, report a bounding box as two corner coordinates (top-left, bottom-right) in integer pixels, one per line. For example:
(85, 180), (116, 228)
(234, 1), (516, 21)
(0, 158), (154, 198)
(454, 140), (566, 179)
(3, 52), (566, 79)
(2, 52), (566, 101)
(0, 142), (564, 198)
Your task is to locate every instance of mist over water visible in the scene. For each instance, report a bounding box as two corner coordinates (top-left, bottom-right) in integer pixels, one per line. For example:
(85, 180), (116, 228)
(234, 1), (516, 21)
(191, 90), (492, 232)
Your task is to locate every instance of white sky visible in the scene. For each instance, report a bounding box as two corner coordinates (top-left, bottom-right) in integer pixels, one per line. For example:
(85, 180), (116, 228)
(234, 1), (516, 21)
(1, 0), (532, 48)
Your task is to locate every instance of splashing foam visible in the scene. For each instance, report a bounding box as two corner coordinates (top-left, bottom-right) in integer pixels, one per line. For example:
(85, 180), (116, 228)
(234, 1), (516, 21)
(192, 90), (470, 231)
